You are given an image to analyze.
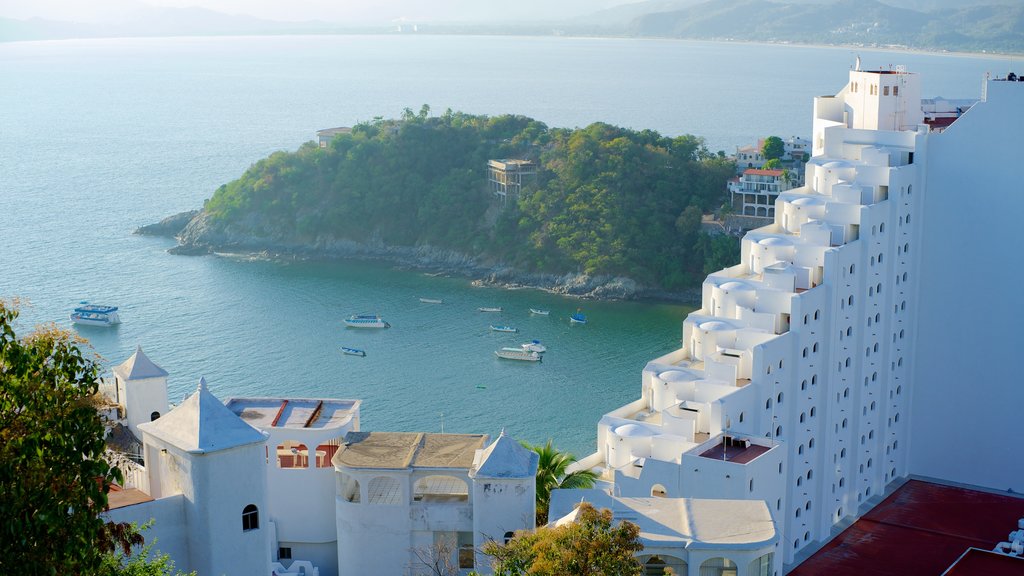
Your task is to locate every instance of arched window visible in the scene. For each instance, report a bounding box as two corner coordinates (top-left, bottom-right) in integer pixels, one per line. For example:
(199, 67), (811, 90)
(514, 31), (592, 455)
(749, 553), (774, 576)
(643, 555), (686, 576)
(414, 475), (469, 502)
(651, 484), (668, 498)
(242, 504), (259, 531)
(504, 531), (515, 544)
(150, 411), (160, 421)
(367, 476), (403, 504)
(700, 557), (738, 576)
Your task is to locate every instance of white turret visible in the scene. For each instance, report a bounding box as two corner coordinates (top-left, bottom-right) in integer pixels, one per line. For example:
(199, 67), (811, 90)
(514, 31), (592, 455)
(138, 377), (270, 576)
(469, 430), (539, 572)
(113, 345), (169, 440)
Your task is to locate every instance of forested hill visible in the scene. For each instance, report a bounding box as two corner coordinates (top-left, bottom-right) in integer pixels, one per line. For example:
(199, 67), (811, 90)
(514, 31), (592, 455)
(195, 108), (738, 290)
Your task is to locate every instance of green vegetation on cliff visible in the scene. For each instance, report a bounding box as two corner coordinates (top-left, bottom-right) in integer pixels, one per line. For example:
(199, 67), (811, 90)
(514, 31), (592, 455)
(204, 106), (738, 289)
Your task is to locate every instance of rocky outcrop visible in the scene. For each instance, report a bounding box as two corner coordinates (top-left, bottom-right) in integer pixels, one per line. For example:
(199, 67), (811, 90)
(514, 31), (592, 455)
(158, 210), (699, 303)
(134, 210), (199, 238)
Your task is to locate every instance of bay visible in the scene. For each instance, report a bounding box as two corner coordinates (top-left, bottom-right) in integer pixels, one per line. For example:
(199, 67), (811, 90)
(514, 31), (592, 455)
(0, 34), (1000, 455)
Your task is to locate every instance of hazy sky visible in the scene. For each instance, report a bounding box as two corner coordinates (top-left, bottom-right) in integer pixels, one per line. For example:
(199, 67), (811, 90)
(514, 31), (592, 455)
(0, 0), (643, 23)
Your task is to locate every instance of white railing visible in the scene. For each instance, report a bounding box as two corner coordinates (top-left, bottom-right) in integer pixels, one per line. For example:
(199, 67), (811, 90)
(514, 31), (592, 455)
(107, 450), (149, 493)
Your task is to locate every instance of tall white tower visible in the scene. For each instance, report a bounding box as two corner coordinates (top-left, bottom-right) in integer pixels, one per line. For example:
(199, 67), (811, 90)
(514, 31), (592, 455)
(138, 377), (270, 576)
(469, 431), (539, 572)
(113, 345), (169, 439)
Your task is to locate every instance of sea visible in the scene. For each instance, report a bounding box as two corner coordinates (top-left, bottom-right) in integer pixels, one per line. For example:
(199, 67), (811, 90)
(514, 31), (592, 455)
(0, 34), (1004, 456)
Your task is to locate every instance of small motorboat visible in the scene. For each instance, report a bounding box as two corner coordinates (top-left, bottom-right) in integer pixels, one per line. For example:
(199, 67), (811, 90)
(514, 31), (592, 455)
(478, 307), (503, 312)
(341, 347), (366, 357)
(71, 304), (121, 327)
(495, 347), (542, 362)
(490, 325), (518, 333)
(520, 340), (547, 353)
(344, 314), (390, 328)
(419, 298), (443, 304)
(529, 308), (550, 316)
(570, 312), (587, 325)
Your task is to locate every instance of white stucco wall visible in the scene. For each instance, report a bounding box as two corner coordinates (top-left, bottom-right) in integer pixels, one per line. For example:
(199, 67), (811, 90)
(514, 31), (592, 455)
(910, 79), (1024, 492)
(104, 494), (189, 569)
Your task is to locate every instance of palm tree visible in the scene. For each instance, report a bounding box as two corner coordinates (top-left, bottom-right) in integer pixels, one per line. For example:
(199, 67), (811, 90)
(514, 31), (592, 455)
(522, 439), (599, 525)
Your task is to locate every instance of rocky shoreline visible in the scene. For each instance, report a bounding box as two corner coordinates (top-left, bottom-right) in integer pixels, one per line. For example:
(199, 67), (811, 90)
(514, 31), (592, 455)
(136, 211), (701, 304)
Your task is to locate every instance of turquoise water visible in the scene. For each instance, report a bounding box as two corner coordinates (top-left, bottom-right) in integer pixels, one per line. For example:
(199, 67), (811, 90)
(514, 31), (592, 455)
(0, 35), (1000, 455)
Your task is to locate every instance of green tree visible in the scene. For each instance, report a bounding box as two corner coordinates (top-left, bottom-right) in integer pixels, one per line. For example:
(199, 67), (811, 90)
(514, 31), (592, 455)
(761, 136), (785, 161)
(101, 522), (195, 576)
(762, 158), (782, 170)
(523, 440), (598, 525)
(482, 503), (643, 576)
(0, 302), (174, 575)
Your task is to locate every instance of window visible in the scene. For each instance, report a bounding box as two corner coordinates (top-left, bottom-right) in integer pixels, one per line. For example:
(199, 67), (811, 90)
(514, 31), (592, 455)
(278, 547), (292, 561)
(504, 531), (515, 544)
(150, 411), (161, 421)
(242, 504), (259, 531)
(276, 440), (310, 469)
(883, 86), (890, 96)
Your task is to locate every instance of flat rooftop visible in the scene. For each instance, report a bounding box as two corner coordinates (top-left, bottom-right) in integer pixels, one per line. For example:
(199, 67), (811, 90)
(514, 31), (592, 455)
(225, 398), (359, 430)
(699, 439), (772, 464)
(790, 479), (1024, 576)
(107, 485), (153, 510)
(943, 548), (1024, 576)
(333, 431), (487, 470)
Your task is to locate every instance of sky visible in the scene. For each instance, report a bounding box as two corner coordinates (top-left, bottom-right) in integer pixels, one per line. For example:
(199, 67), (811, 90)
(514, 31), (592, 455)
(0, 0), (644, 23)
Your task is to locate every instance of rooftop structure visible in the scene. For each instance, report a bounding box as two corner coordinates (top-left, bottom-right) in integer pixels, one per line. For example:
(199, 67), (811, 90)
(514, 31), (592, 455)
(332, 431), (487, 470)
(226, 397), (359, 430)
(316, 127), (351, 148)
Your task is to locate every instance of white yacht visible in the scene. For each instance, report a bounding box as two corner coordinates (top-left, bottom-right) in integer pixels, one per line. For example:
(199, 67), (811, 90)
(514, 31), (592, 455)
(71, 304), (121, 327)
(343, 314), (390, 329)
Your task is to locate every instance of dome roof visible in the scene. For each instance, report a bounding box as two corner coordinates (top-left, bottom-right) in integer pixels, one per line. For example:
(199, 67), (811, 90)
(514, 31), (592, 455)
(658, 370), (694, 383)
(614, 423), (656, 438)
(758, 236), (793, 247)
(823, 160), (850, 169)
(719, 280), (753, 291)
(699, 320), (734, 331)
(791, 196), (824, 206)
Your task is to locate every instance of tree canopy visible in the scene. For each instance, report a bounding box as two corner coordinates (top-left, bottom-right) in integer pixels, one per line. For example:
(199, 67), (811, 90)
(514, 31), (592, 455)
(482, 503), (643, 576)
(523, 439), (598, 525)
(761, 136), (785, 161)
(202, 110), (738, 290)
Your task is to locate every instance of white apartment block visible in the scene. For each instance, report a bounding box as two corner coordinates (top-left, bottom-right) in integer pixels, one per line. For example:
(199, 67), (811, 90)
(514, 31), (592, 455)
(567, 65), (1024, 575)
(733, 168), (796, 218)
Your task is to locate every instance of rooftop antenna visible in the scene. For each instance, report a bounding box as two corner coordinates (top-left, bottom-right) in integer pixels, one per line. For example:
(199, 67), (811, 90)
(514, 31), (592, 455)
(855, 55), (862, 72)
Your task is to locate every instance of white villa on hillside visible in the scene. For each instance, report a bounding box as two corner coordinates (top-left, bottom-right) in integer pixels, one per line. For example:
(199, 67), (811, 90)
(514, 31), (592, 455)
(563, 64), (1024, 575)
(101, 354), (537, 576)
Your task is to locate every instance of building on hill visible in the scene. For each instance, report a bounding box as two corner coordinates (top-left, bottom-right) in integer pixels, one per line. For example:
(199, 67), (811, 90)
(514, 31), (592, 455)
(487, 159), (537, 205)
(732, 168), (796, 219)
(561, 64), (1024, 574)
(316, 127), (352, 148)
(735, 137), (810, 171)
(101, 350), (535, 576)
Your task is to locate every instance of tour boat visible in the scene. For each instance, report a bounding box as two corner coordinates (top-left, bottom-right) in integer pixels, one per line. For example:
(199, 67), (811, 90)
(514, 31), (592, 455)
(478, 307), (503, 312)
(570, 312), (587, 325)
(419, 298), (443, 304)
(343, 314), (390, 328)
(529, 308), (550, 316)
(490, 325), (518, 333)
(341, 347), (366, 357)
(495, 347), (542, 362)
(520, 340), (547, 353)
(70, 304), (121, 327)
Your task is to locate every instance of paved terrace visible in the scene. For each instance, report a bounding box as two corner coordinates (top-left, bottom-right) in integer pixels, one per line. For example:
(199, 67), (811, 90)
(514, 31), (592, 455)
(226, 398), (359, 429)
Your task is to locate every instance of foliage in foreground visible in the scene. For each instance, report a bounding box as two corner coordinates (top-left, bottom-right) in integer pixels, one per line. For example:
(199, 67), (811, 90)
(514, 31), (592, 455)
(482, 503), (643, 576)
(203, 108), (739, 290)
(0, 302), (188, 576)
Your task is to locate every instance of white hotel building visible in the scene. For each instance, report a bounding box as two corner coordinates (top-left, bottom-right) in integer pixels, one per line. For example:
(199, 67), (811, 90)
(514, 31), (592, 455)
(562, 65), (1024, 575)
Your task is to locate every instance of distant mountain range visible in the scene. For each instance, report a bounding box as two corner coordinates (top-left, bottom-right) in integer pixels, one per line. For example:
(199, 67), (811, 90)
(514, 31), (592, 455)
(2, 0), (1022, 54)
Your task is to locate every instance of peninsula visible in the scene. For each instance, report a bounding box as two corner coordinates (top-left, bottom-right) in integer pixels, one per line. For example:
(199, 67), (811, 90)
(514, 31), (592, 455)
(153, 108), (738, 300)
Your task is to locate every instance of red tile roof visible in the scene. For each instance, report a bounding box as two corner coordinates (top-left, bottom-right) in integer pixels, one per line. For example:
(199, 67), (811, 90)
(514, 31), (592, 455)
(790, 480), (1024, 576)
(744, 168), (784, 177)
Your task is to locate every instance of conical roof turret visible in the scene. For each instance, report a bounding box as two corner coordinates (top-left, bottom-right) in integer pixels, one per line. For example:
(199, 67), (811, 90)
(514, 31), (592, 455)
(470, 429), (539, 479)
(113, 345), (169, 380)
(138, 376), (266, 453)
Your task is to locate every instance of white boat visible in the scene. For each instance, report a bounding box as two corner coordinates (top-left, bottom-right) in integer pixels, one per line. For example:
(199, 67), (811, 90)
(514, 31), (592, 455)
(478, 307), (503, 312)
(520, 340), (547, 353)
(570, 312), (587, 325)
(495, 347), (542, 362)
(490, 325), (518, 333)
(343, 314), (390, 328)
(529, 308), (550, 316)
(341, 346), (366, 357)
(419, 298), (443, 304)
(70, 304), (121, 327)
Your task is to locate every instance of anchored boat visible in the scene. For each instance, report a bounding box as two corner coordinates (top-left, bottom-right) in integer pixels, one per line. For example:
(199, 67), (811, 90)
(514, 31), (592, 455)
(520, 340), (547, 353)
(478, 307), (502, 312)
(570, 311), (587, 325)
(490, 325), (518, 333)
(419, 298), (443, 304)
(343, 314), (390, 328)
(71, 304), (121, 327)
(529, 308), (550, 316)
(341, 347), (366, 357)
(495, 347), (542, 362)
